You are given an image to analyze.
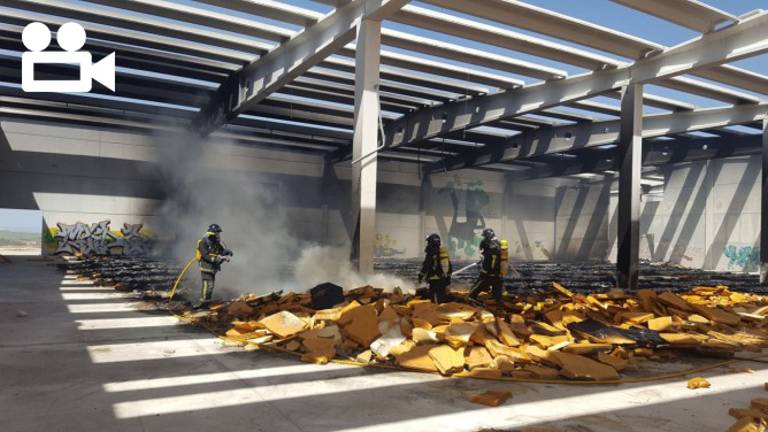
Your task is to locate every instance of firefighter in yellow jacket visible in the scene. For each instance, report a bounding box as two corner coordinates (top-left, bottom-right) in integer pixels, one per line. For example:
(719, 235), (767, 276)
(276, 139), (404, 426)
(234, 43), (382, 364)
(468, 228), (506, 307)
(418, 233), (452, 303)
(196, 224), (232, 308)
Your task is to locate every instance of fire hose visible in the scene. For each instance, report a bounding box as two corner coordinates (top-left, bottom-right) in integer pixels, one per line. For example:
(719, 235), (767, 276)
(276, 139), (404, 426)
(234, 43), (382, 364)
(167, 256), (197, 303)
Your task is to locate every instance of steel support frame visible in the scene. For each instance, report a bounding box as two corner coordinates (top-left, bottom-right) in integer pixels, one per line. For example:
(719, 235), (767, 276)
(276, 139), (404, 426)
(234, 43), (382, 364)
(761, 118), (768, 283)
(195, 0), (410, 136)
(350, 19), (381, 275)
(429, 103), (768, 173)
(504, 134), (762, 182)
(616, 84), (643, 291)
(383, 11), (768, 151)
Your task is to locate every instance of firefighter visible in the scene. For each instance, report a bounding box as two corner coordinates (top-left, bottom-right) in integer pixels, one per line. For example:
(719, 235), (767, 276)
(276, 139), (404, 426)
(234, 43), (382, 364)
(418, 233), (452, 304)
(195, 223), (232, 308)
(468, 228), (504, 307)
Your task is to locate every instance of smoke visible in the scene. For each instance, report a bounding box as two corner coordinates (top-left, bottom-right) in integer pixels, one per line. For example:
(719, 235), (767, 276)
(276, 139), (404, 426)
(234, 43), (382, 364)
(150, 129), (413, 299)
(151, 129), (299, 298)
(294, 245), (416, 293)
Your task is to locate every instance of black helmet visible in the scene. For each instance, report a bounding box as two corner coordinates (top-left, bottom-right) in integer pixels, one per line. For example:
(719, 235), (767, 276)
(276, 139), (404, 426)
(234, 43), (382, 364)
(207, 224), (222, 235)
(481, 228), (495, 240)
(425, 233), (441, 246)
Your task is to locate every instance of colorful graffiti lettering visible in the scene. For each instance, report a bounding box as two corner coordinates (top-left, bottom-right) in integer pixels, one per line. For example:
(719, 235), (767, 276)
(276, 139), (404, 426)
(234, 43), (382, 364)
(50, 220), (153, 256)
(443, 178), (490, 259)
(375, 233), (405, 257)
(723, 245), (759, 272)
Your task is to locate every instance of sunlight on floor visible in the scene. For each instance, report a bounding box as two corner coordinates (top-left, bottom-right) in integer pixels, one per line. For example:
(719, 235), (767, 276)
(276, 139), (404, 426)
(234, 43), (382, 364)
(76, 316), (180, 330)
(103, 363), (353, 392)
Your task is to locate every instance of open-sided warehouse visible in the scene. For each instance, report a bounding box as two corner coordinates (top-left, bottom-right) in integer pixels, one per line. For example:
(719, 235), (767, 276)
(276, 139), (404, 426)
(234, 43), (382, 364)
(1, 1), (768, 431)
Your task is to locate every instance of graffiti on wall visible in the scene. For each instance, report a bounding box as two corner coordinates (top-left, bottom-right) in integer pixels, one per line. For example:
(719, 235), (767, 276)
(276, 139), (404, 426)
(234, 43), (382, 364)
(441, 178), (490, 259)
(374, 233), (405, 257)
(47, 220), (153, 256)
(723, 245), (759, 272)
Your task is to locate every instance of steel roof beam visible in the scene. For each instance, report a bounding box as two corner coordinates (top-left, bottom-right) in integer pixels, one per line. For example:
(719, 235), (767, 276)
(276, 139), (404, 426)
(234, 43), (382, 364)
(393, 5), (618, 71)
(196, 0), (324, 27)
(506, 134), (761, 181)
(0, 7), (254, 64)
(0, 103), (347, 152)
(194, 0), (411, 136)
(426, 0), (768, 96)
(4, 0), (273, 54)
(428, 103), (768, 172)
(611, 0), (736, 34)
(84, 0), (294, 42)
(322, 55), (499, 96)
(379, 28), (567, 81)
(385, 13), (768, 151)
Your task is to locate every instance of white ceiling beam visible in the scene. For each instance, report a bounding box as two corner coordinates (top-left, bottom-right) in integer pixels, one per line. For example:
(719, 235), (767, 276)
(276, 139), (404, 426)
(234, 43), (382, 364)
(432, 103), (768, 172)
(195, 0), (411, 136)
(384, 12), (768, 150)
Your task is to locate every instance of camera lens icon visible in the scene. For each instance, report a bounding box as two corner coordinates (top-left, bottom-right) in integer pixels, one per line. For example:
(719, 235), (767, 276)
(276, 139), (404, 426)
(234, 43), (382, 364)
(21, 21), (115, 93)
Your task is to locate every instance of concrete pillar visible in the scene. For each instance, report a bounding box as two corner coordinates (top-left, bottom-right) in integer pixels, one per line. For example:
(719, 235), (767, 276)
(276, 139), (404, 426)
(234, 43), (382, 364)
(350, 19), (381, 275)
(616, 83), (643, 291)
(761, 118), (768, 283)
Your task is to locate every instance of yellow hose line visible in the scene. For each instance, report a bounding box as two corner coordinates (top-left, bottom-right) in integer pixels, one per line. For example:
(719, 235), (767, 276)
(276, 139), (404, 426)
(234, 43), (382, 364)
(168, 257), (197, 303)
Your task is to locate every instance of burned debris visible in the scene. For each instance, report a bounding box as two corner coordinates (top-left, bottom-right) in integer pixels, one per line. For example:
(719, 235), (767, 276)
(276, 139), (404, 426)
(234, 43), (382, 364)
(60, 257), (181, 292)
(57, 254), (768, 387)
(168, 282), (768, 382)
(377, 260), (766, 293)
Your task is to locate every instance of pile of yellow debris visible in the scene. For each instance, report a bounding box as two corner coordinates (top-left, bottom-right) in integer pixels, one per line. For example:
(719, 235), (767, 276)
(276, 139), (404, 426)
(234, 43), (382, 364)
(186, 283), (768, 381)
(728, 396), (768, 432)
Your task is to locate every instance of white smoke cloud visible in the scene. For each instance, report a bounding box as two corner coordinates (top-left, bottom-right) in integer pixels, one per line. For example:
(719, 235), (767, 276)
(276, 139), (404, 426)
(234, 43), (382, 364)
(151, 130), (298, 299)
(294, 245), (416, 294)
(150, 129), (414, 300)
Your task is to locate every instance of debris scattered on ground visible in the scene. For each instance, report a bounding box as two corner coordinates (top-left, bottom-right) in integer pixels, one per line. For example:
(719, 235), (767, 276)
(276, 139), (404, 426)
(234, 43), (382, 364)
(376, 259), (768, 293)
(16, 310), (28, 318)
(468, 390), (512, 407)
(727, 398), (768, 431)
(170, 282), (768, 381)
(58, 257), (181, 292)
(58, 256), (768, 382)
(687, 376), (711, 389)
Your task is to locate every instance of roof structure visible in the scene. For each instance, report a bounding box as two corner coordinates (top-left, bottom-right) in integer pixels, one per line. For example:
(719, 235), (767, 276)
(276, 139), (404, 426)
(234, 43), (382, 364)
(0, 0), (766, 178)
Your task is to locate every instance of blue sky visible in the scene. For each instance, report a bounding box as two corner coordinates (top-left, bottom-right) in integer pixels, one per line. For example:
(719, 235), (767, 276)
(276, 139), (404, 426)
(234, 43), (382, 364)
(0, 209), (41, 233)
(282, 0), (767, 107)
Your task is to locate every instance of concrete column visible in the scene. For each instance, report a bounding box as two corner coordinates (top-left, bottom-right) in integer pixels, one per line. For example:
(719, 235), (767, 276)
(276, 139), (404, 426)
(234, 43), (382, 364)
(616, 83), (643, 291)
(350, 19), (381, 275)
(761, 118), (768, 283)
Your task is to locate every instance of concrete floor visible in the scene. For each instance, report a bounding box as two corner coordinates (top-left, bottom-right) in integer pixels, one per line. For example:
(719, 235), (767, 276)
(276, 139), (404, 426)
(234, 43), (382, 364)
(2, 258), (768, 432)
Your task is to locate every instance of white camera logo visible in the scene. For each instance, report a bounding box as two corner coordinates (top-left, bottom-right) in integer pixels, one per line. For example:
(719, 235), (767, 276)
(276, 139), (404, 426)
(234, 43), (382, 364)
(22, 22), (115, 93)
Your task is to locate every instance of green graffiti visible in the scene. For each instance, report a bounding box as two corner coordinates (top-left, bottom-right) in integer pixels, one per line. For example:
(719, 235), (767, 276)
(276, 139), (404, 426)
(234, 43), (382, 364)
(723, 245), (759, 271)
(442, 178), (489, 259)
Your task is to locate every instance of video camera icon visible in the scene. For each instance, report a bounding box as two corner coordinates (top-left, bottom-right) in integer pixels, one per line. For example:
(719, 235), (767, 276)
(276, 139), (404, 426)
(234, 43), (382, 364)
(22, 22), (115, 93)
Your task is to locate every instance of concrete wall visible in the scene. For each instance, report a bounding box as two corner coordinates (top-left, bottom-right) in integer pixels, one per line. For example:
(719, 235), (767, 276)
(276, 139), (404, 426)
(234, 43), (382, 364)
(7, 117), (757, 269)
(559, 155), (762, 273)
(554, 178), (612, 261)
(0, 119), (557, 260)
(640, 156), (761, 272)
